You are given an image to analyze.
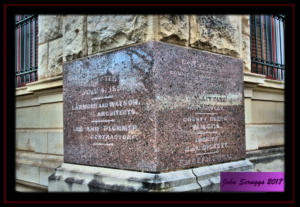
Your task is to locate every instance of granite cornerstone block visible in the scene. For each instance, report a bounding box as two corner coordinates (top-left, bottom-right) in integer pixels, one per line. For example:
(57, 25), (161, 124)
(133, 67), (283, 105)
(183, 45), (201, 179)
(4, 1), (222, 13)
(63, 41), (246, 172)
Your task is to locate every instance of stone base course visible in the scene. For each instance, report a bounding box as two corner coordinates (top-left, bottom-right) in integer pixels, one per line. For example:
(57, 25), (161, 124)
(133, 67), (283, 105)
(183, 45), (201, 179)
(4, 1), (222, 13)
(48, 159), (253, 192)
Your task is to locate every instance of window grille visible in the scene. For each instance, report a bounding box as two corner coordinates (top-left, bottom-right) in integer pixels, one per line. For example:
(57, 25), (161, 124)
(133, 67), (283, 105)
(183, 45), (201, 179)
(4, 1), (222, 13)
(15, 15), (38, 88)
(250, 15), (285, 81)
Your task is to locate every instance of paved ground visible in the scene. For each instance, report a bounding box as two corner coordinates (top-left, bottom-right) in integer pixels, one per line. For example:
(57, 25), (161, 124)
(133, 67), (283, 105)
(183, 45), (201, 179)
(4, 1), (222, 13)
(254, 158), (284, 172)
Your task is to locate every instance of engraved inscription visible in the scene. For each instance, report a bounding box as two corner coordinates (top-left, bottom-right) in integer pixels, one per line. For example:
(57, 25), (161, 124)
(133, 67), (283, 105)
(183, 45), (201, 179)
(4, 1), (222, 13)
(63, 41), (245, 172)
(69, 73), (143, 147)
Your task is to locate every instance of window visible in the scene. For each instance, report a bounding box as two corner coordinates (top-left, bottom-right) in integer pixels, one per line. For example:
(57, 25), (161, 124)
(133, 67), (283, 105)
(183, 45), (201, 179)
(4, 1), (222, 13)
(15, 15), (38, 87)
(250, 15), (285, 81)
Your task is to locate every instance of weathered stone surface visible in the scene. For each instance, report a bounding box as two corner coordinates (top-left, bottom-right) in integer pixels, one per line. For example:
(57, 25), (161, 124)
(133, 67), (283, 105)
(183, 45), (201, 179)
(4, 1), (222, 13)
(16, 164), (40, 184)
(190, 15), (241, 57)
(47, 131), (64, 155)
(254, 159), (284, 172)
(16, 151), (64, 187)
(16, 183), (46, 192)
(16, 131), (36, 151)
(16, 151), (64, 169)
(38, 15), (63, 44)
(16, 106), (40, 128)
(244, 98), (252, 124)
(241, 34), (251, 71)
(40, 103), (63, 128)
(241, 15), (250, 36)
(158, 15), (189, 46)
(40, 167), (53, 186)
(16, 95), (39, 108)
(63, 15), (87, 62)
(252, 101), (284, 123)
(245, 125), (259, 151)
(48, 160), (253, 192)
(87, 15), (148, 55)
(38, 43), (48, 80)
(48, 38), (63, 77)
(34, 132), (48, 153)
(246, 124), (284, 148)
(38, 92), (63, 104)
(63, 41), (246, 172)
(253, 90), (284, 102)
(246, 147), (284, 172)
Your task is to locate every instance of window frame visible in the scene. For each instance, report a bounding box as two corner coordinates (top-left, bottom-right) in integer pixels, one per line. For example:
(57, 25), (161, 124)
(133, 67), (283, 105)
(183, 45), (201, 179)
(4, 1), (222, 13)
(15, 14), (38, 88)
(250, 14), (285, 81)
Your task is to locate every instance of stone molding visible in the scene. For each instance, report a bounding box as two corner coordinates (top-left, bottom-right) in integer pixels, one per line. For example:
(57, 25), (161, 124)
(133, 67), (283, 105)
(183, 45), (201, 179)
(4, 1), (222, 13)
(16, 76), (63, 97)
(15, 71), (284, 98)
(48, 160), (253, 192)
(244, 72), (284, 91)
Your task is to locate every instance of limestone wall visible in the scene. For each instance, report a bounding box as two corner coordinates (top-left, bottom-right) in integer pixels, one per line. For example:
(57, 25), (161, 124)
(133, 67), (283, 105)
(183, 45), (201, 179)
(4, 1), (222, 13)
(15, 15), (284, 191)
(244, 73), (284, 151)
(37, 15), (249, 80)
(16, 77), (63, 191)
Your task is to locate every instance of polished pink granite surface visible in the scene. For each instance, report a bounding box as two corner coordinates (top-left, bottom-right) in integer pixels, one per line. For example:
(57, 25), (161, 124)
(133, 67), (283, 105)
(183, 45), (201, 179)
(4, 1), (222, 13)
(63, 41), (246, 172)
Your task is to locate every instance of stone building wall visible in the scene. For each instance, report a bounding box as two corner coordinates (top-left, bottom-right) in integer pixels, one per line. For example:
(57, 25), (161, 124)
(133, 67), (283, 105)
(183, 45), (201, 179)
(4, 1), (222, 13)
(15, 15), (284, 191)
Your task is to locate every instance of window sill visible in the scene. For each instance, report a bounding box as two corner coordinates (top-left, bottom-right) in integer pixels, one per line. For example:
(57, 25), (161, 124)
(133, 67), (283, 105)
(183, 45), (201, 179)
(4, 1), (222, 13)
(244, 72), (284, 90)
(16, 76), (63, 97)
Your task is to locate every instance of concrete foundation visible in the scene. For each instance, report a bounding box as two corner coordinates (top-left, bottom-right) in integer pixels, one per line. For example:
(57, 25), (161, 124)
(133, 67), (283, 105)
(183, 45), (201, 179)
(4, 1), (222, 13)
(48, 159), (253, 192)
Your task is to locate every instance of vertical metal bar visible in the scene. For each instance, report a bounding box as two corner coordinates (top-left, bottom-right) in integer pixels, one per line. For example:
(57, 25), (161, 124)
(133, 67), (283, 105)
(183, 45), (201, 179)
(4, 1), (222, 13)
(250, 15), (253, 73)
(31, 18), (34, 81)
(20, 18), (22, 86)
(28, 19), (31, 82)
(278, 18), (283, 81)
(264, 15), (269, 78)
(274, 16), (277, 79)
(280, 19), (284, 81)
(269, 15), (274, 79)
(15, 18), (17, 87)
(18, 15), (20, 87)
(260, 15), (264, 75)
(24, 18), (26, 85)
(35, 16), (38, 81)
(254, 15), (258, 73)
(32, 18), (36, 81)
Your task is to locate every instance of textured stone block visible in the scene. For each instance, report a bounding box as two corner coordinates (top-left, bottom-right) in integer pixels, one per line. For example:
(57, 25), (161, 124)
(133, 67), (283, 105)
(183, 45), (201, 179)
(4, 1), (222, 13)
(252, 90), (284, 102)
(241, 34), (251, 71)
(38, 15), (63, 44)
(246, 124), (284, 149)
(16, 106), (40, 128)
(241, 15), (250, 36)
(87, 15), (148, 55)
(16, 131), (36, 151)
(158, 15), (189, 46)
(33, 132), (48, 153)
(63, 41), (246, 172)
(245, 125), (259, 151)
(38, 43), (48, 80)
(47, 131), (64, 155)
(16, 164), (40, 184)
(16, 151), (64, 169)
(48, 38), (63, 77)
(16, 95), (39, 108)
(63, 15), (87, 62)
(38, 92), (63, 104)
(40, 103), (63, 128)
(247, 124), (284, 148)
(252, 101), (284, 123)
(244, 98), (252, 124)
(190, 15), (241, 57)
